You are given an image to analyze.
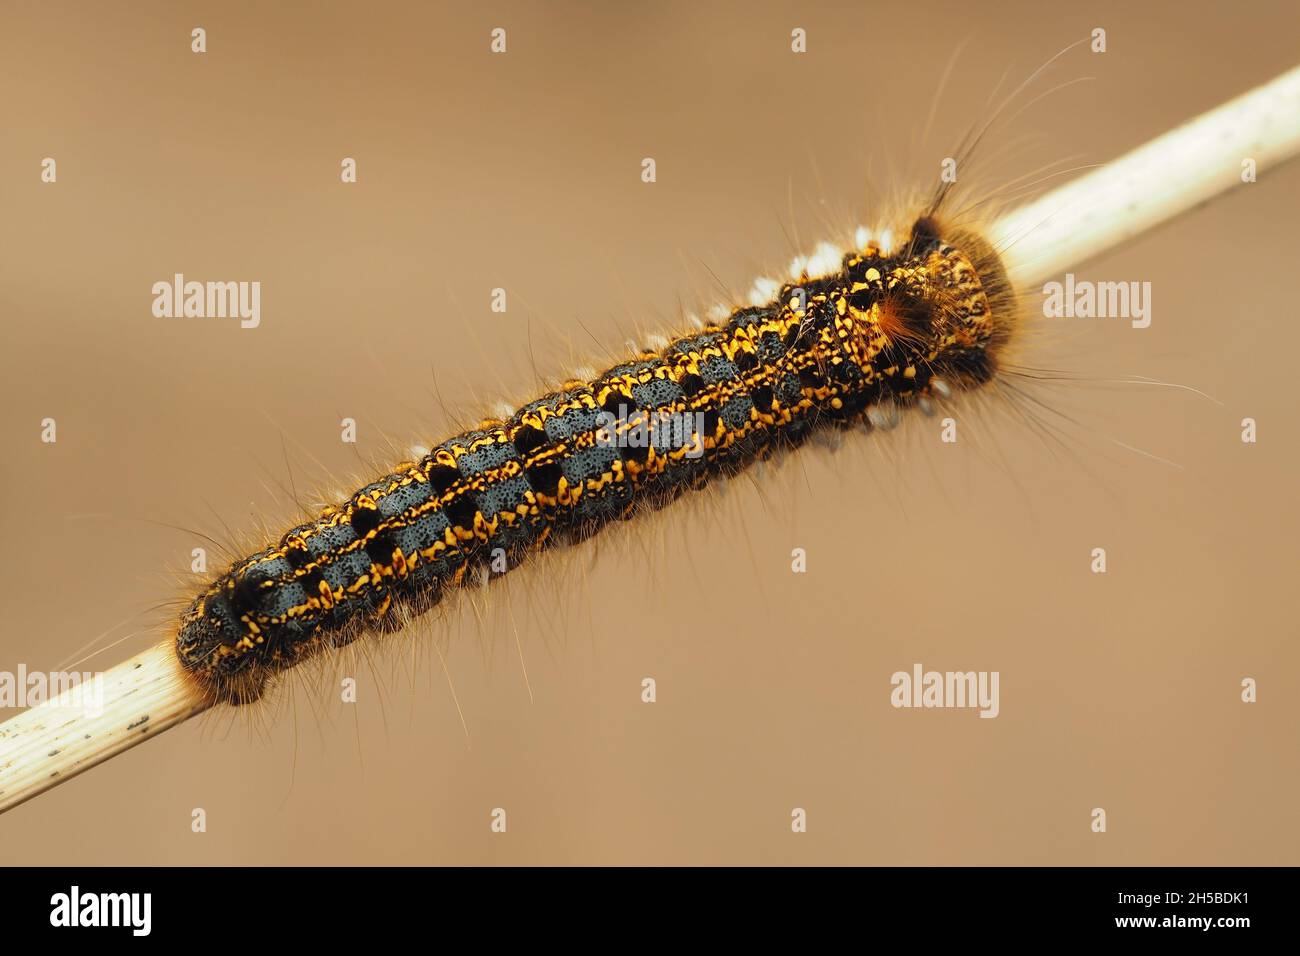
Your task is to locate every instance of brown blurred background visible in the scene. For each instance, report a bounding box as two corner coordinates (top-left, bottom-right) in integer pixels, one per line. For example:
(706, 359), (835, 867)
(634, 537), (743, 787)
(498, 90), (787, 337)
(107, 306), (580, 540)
(1, 0), (1297, 865)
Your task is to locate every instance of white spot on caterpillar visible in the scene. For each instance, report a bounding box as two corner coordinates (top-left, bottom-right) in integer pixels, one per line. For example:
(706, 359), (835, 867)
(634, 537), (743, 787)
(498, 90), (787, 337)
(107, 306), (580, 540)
(804, 241), (842, 278)
(706, 303), (730, 322)
(854, 225), (872, 249)
(788, 255), (809, 279)
(410, 444), (430, 459)
(867, 405), (900, 430)
(492, 401), (514, 421)
(748, 276), (781, 306)
(685, 314), (704, 330)
(878, 229), (895, 253)
(644, 333), (669, 351)
(812, 430), (843, 452)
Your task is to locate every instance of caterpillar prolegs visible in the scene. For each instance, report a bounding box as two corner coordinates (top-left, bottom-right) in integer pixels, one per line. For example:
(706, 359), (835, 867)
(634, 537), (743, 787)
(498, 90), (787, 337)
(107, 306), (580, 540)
(177, 217), (1020, 705)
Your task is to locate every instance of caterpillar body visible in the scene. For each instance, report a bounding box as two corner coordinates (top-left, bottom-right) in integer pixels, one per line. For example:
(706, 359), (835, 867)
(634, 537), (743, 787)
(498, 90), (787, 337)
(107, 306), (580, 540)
(178, 217), (1019, 705)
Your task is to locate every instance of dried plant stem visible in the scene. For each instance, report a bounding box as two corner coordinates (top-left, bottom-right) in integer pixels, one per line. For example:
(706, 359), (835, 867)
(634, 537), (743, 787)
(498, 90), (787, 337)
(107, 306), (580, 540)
(3, 64), (1299, 817)
(993, 64), (1300, 285)
(0, 645), (207, 813)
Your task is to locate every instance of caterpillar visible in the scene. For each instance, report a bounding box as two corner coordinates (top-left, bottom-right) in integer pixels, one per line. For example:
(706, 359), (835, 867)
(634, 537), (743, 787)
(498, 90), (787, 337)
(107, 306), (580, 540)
(177, 216), (1019, 706)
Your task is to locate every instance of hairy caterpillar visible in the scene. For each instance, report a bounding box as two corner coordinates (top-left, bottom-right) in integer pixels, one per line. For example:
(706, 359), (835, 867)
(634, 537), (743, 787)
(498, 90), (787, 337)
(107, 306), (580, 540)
(178, 216), (1019, 705)
(0, 10), (1295, 838)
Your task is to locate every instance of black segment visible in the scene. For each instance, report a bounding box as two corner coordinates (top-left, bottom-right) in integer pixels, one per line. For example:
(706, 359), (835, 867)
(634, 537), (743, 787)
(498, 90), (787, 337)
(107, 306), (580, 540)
(428, 464), (460, 495)
(512, 425), (547, 457)
(231, 569), (270, 615)
(444, 494), (479, 530)
(620, 427), (651, 464)
(524, 459), (563, 495)
(601, 389), (633, 419)
(299, 568), (325, 598)
(798, 365), (825, 389)
(365, 531), (398, 566)
(350, 507), (382, 536)
(848, 287), (878, 312)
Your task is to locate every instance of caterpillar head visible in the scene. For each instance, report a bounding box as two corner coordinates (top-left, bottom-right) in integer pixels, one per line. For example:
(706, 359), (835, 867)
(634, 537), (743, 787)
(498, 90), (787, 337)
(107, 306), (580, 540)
(836, 216), (1019, 401)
